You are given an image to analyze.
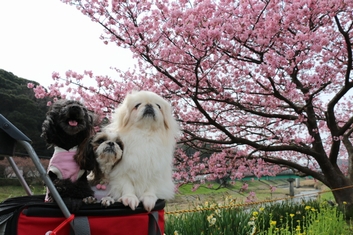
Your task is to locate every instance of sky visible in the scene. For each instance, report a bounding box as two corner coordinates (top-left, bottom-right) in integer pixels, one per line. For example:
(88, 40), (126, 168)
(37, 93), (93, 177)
(0, 0), (135, 88)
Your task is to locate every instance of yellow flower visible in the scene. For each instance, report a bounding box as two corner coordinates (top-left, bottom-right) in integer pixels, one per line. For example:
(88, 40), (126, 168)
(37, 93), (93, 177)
(259, 207), (265, 212)
(290, 213), (295, 218)
(214, 209), (221, 217)
(250, 226), (257, 235)
(204, 201), (209, 207)
(207, 214), (214, 221)
(305, 206), (311, 210)
(343, 201), (347, 205)
(207, 214), (217, 226)
(270, 220), (277, 226)
(252, 211), (259, 217)
(174, 231), (179, 235)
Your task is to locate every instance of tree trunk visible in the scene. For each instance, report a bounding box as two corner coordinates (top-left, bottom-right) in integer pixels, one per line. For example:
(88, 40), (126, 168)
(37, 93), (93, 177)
(326, 172), (353, 218)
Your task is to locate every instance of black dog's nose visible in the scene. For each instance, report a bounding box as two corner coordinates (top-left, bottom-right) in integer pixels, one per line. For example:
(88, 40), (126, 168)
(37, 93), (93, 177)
(67, 105), (83, 118)
(68, 105), (81, 113)
(107, 142), (114, 146)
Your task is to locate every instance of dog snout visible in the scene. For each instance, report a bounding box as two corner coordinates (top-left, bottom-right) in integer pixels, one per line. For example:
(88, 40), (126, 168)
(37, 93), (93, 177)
(143, 104), (155, 117)
(103, 142), (117, 153)
(68, 105), (82, 115)
(65, 105), (85, 120)
(107, 142), (114, 147)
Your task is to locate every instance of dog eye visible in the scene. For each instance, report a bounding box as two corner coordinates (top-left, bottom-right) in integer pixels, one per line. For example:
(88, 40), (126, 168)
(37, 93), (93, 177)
(96, 138), (105, 144)
(115, 141), (124, 150)
(156, 104), (161, 109)
(135, 103), (141, 109)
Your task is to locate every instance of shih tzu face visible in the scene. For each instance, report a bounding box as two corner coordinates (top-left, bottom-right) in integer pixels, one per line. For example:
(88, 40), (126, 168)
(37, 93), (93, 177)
(41, 99), (94, 150)
(91, 131), (123, 179)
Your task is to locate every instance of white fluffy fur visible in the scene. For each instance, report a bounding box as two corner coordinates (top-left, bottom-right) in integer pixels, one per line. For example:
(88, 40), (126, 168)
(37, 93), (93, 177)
(104, 90), (179, 211)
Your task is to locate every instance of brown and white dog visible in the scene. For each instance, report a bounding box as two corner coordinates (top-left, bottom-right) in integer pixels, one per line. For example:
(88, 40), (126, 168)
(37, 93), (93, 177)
(84, 131), (123, 202)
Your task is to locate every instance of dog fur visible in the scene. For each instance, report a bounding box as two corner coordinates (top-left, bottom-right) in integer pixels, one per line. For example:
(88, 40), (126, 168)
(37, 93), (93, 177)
(103, 90), (179, 211)
(42, 99), (96, 211)
(83, 131), (124, 201)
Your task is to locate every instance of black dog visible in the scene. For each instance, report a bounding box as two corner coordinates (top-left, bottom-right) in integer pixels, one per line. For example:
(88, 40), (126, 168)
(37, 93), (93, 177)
(41, 99), (96, 211)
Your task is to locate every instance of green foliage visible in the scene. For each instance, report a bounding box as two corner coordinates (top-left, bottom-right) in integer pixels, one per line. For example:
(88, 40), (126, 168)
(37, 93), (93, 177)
(165, 200), (352, 235)
(254, 201), (351, 235)
(0, 69), (52, 157)
(0, 185), (46, 202)
(177, 183), (235, 195)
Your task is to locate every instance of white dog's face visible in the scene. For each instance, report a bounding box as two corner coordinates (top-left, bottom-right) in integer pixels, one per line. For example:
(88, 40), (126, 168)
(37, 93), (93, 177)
(91, 131), (123, 176)
(113, 90), (178, 133)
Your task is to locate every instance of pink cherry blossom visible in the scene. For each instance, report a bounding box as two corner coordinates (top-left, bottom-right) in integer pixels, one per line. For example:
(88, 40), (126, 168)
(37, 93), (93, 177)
(27, 0), (353, 206)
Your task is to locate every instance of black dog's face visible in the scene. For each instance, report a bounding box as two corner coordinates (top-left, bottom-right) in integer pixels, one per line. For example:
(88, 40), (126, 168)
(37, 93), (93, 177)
(57, 101), (90, 135)
(41, 99), (94, 150)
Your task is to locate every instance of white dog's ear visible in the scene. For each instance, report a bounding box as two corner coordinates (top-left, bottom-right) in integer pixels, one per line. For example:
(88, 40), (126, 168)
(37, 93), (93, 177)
(163, 105), (171, 130)
(121, 108), (130, 127)
(115, 103), (130, 128)
(162, 101), (179, 136)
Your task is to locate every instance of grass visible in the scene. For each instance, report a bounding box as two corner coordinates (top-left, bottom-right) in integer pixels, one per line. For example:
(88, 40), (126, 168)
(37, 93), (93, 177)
(0, 184), (46, 202)
(167, 179), (334, 212)
(176, 180), (289, 198)
(1, 179), (334, 203)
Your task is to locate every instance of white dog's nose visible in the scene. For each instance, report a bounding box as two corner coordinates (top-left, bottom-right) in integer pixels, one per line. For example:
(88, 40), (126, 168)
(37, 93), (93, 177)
(143, 104), (155, 117)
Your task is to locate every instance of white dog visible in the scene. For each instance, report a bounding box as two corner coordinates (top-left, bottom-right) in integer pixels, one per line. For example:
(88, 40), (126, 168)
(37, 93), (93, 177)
(102, 90), (179, 211)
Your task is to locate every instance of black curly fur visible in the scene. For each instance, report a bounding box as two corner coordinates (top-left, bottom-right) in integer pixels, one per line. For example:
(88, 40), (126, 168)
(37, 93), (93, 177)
(41, 99), (94, 150)
(82, 136), (104, 184)
(48, 171), (94, 211)
(42, 99), (96, 211)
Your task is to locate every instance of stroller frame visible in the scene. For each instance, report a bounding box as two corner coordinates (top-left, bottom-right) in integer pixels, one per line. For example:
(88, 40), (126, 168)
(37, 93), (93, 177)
(0, 114), (71, 219)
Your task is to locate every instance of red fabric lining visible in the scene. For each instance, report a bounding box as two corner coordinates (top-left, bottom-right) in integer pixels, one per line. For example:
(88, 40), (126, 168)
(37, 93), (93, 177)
(17, 209), (164, 235)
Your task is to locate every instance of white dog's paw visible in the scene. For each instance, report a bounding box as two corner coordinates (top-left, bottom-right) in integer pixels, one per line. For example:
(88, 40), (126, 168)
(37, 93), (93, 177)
(119, 194), (140, 210)
(101, 196), (115, 207)
(140, 194), (157, 212)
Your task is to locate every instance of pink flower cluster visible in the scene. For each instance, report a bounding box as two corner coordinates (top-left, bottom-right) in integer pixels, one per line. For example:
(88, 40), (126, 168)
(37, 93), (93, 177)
(26, 0), (353, 191)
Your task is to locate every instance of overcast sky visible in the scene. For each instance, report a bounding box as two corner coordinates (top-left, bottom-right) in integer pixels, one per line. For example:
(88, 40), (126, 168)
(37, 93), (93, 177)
(0, 0), (135, 88)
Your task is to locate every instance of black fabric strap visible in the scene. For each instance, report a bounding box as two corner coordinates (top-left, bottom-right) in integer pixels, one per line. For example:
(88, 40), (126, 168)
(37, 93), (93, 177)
(148, 211), (162, 235)
(0, 212), (13, 226)
(70, 216), (91, 235)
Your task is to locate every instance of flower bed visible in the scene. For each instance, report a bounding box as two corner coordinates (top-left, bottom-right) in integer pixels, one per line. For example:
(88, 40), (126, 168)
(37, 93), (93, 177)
(165, 197), (352, 235)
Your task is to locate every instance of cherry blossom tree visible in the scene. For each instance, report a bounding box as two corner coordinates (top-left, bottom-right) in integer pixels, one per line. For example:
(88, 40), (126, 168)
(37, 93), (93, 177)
(31, 0), (353, 211)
